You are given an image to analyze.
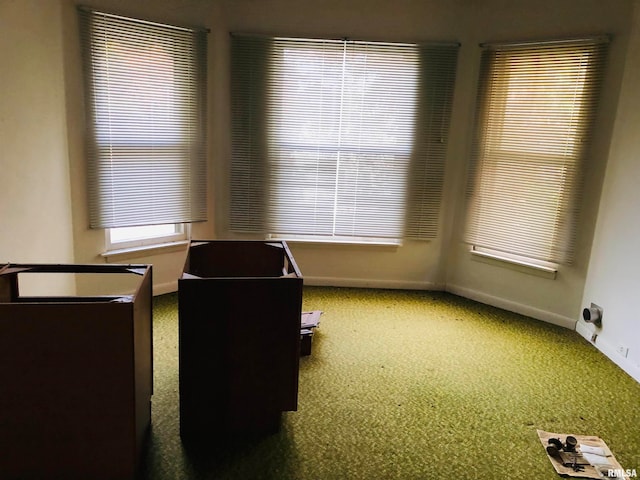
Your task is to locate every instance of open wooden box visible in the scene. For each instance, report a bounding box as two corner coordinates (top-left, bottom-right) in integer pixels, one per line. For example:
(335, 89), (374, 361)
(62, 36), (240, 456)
(178, 240), (303, 439)
(0, 263), (153, 480)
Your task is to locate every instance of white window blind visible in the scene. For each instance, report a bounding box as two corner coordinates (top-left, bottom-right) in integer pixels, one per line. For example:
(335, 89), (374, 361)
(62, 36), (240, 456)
(465, 37), (608, 265)
(230, 35), (458, 241)
(79, 8), (208, 229)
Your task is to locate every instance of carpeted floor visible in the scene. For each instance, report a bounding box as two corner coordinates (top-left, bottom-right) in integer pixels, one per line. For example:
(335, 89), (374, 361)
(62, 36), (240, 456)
(142, 286), (640, 479)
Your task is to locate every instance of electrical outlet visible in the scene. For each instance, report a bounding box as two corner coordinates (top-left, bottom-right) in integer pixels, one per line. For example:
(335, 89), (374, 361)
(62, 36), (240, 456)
(616, 344), (629, 358)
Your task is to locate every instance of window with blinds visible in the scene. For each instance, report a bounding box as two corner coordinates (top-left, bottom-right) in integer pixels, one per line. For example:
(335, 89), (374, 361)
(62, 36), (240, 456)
(79, 8), (208, 229)
(230, 35), (458, 242)
(465, 37), (608, 265)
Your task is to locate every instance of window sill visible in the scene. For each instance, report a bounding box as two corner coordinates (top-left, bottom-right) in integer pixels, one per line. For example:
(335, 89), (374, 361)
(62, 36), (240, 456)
(470, 248), (558, 280)
(102, 240), (189, 262)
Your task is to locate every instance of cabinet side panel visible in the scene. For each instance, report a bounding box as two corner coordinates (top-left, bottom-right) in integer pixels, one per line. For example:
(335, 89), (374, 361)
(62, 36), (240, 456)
(0, 302), (137, 479)
(133, 267), (153, 465)
(178, 279), (230, 436)
(178, 276), (301, 437)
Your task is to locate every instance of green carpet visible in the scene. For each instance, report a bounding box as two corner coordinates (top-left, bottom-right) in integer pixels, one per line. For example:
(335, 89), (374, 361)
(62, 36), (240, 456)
(142, 287), (640, 479)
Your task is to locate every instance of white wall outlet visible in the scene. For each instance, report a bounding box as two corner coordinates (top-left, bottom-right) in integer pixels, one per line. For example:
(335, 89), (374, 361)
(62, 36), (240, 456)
(616, 344), (629, 358)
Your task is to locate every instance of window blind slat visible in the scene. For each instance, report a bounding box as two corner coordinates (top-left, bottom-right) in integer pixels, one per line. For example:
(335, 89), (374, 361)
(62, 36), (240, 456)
(465, 38), (608, 264)
(79, 8), (207, 229)
(230, 35), (458, 240)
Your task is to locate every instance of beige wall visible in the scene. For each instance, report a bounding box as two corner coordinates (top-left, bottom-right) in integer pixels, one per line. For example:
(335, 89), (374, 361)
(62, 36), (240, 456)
(578, 0), (640, 382)
(0, 0), (75, 294)
(2, 0), (637, 333)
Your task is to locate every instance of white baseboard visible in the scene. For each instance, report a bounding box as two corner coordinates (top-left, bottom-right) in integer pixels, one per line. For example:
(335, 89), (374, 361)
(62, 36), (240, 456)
(576, 321), (640, 383)
(303, 275), (444, 291)
(446, 283), (577, 329)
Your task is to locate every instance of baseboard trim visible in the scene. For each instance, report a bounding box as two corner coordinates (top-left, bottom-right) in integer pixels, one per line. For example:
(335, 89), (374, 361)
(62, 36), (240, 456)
(576, 321), (640, 383)
(446, 284), (577, 329)
(303, 276), (444, 291)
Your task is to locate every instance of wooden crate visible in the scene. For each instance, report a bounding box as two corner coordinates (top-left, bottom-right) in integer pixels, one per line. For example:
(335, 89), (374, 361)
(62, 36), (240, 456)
(0, 264), (153, 480)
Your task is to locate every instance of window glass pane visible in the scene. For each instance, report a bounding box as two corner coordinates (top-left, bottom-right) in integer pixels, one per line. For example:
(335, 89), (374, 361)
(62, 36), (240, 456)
(110, 224), (178, 243)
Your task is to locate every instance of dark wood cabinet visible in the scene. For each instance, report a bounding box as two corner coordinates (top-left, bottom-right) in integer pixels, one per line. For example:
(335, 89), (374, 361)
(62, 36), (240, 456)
(178, 240), (303, 439)
(0, 264), (153, 480)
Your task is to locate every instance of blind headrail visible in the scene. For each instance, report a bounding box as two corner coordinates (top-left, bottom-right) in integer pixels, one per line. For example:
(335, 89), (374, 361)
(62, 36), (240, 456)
(230, 32), (460, 48)
(479, 35), (611, 50)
